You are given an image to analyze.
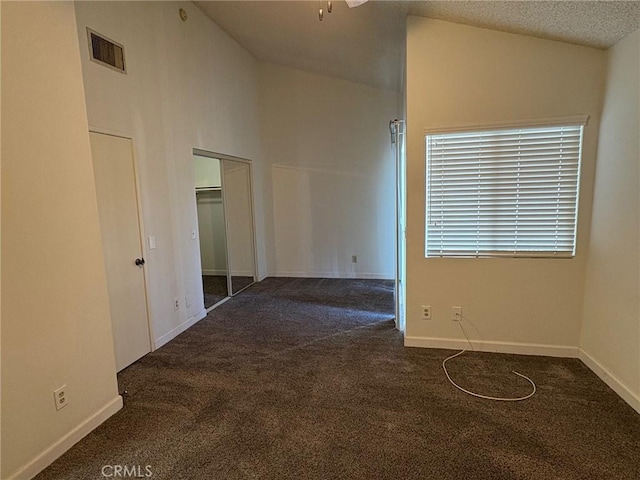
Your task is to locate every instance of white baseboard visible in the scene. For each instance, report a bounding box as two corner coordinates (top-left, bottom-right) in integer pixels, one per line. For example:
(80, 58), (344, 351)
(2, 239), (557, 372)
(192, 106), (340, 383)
(405, 337), (639, 413)
(202, 269), (226, 276)
(203, 270), (254, 277)
(154, 309), (207, 350)
(272, 271), (394, 280)
(8, 396), (123, 480)
(404, 336), (579, 358)
(230, 271), (254, 277)
(579, 348), (640, 414)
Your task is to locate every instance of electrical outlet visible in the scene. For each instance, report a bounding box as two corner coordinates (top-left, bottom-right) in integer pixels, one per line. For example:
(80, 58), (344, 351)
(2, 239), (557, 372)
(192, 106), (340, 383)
(174, 297), (180, 310)
(352, 255), (358, 263)
(54, 385), (68, 411)
(451, 306), (462, 321)
(186, 294), (192, 308)
(421, 305), (431, 320)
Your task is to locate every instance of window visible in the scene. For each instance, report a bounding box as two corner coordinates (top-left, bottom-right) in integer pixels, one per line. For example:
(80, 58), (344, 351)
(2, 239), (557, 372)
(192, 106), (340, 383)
(425, 121), (585, 258)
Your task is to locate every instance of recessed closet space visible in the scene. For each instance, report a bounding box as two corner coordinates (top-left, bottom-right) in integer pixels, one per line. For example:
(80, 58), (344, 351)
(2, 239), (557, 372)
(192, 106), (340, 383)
(194, 150), (257, 311)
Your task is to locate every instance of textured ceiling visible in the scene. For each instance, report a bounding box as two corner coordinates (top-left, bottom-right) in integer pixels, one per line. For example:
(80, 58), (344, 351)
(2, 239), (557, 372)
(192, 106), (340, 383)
(409, 1), (640, 48)
(196, 1), (640, 91)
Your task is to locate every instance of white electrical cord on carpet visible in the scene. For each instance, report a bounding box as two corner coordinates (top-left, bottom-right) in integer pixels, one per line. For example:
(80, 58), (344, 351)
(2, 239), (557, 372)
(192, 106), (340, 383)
(442, 319), (536, 402)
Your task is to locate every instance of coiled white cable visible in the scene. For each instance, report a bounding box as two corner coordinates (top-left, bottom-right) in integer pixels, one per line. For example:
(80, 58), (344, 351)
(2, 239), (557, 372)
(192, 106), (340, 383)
(442, 320), (536, 402)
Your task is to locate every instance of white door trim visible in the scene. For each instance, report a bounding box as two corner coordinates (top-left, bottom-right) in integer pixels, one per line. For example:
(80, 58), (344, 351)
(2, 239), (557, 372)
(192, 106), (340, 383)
(89, 130), (155, 353)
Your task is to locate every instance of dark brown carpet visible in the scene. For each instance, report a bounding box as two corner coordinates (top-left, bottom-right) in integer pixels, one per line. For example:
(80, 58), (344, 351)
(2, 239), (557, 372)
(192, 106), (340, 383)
(230, 275), (254, 295)
(37, 278), (640, 479)
(202, 275), (228, 309)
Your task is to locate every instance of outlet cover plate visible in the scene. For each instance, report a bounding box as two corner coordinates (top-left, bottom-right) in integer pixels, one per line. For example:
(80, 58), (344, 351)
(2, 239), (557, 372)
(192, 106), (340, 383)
(54, 385), (68, 411)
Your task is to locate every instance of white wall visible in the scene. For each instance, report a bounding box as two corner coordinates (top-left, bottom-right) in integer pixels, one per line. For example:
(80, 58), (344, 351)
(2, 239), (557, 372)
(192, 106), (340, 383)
(1, 3), (121, 477)
(74, 1), (266, 347)
(405, 18), (605, 354)
(194, 157), (226, 275)
(580, 29), (640, 412)
(222, 162), (256, 277)
(194, 156), (222, 188)
(196, 191), (227, 275)
(259, 63), (400, 279)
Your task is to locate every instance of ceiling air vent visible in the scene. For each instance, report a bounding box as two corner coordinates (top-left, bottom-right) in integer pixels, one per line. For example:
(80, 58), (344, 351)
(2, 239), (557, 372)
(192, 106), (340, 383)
(87, 28), (126, 74)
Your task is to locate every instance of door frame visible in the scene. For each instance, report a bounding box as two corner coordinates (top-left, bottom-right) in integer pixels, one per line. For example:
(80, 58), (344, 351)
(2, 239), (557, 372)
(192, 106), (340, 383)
(192, 148), (258, 295)
(89, 129), (155, 352)
(392, 120), (407, 333)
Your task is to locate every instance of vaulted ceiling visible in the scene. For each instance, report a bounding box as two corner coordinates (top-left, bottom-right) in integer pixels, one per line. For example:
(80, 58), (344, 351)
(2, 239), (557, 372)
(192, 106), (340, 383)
(196, 1), (640, 91)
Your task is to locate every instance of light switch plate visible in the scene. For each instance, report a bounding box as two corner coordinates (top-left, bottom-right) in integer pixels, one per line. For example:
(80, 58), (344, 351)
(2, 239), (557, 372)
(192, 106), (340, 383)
(148, 235), (156, 250)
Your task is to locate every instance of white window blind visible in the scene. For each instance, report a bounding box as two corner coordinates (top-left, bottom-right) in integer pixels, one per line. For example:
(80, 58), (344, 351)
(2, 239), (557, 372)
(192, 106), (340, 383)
(425, 124), (584, 258)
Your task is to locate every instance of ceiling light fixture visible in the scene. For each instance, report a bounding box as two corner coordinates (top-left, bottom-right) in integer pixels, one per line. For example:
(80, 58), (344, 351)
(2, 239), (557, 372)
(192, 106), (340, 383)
(319, 0), (367, 21)
(345, 0), (368, 7)
(319, 1), (332, 21)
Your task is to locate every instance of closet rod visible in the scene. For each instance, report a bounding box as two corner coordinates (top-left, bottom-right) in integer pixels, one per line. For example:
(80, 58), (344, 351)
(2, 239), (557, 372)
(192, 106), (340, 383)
(196, 187), (222, 192)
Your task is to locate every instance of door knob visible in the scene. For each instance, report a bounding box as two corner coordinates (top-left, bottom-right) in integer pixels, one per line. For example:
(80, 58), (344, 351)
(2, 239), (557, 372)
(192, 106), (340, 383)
(135, 258), (145, 266)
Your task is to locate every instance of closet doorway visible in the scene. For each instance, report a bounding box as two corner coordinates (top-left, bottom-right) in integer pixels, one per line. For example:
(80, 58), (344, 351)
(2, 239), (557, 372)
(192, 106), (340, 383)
(194, 149), (257, 311)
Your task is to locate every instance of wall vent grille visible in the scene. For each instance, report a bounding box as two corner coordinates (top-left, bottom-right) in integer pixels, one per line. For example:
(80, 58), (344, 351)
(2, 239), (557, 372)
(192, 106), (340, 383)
(87, 28), (126, 74)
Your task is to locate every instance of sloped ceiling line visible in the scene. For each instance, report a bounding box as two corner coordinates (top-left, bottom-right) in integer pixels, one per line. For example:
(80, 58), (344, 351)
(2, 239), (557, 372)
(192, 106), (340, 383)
(196, 1), (640, 91)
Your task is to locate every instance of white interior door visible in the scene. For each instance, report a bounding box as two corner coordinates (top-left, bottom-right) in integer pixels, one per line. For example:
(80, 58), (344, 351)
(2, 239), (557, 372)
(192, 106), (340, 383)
(90, 132), (151, 371)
